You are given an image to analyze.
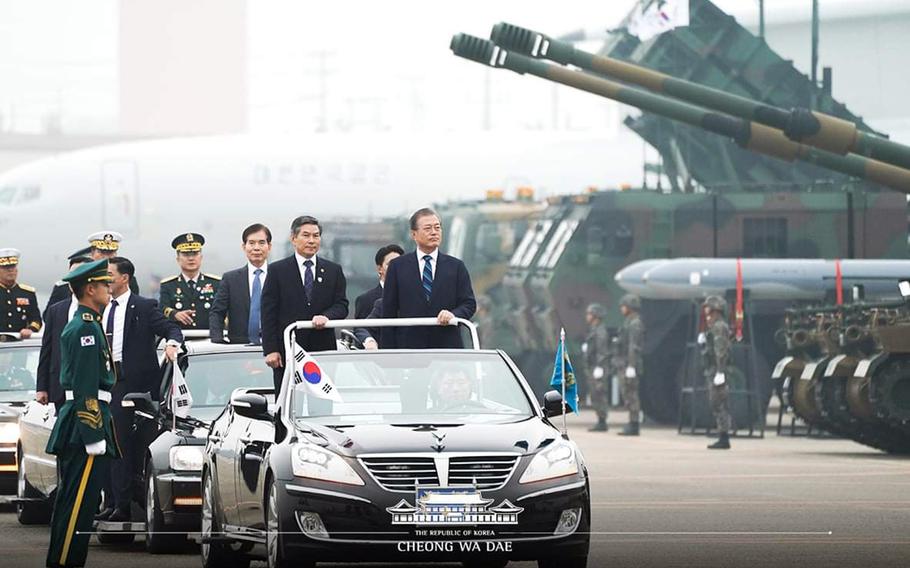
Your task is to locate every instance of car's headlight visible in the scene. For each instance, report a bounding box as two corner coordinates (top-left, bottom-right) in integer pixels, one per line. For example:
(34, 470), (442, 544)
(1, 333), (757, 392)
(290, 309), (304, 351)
(291, 443), (363, 486)
(519, 439), (579, 484)
(169, 445), (204, 471)
(0, 422), (19, 444)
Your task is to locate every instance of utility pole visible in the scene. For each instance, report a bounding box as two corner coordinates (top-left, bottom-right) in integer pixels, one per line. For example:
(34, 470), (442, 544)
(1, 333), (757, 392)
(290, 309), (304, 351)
(758, 0), (765, 39)
(811, 0), (820, 108)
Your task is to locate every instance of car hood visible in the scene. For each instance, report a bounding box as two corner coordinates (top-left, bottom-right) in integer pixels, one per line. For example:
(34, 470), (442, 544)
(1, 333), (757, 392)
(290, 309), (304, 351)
(298, 416), (559, 457)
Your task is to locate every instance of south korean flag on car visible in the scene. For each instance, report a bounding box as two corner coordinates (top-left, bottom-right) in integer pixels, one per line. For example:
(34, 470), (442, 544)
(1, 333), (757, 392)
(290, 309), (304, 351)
(292, 350), (343, 402)
(172, 363), (194, 418)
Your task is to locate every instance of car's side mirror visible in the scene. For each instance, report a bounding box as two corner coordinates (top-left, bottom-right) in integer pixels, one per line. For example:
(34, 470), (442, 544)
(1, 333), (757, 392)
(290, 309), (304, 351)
(231, 392), (271, 420)
(542, 390), (566, 418)
(121, 391), (158, 420)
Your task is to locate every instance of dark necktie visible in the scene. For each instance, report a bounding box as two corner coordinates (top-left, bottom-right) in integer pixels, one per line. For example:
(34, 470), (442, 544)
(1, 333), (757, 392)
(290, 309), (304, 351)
(248, 268), (263, 344)
(105, 299), (118, 346)
(422, 255), (433, 300)
(303, 260), (314, 301)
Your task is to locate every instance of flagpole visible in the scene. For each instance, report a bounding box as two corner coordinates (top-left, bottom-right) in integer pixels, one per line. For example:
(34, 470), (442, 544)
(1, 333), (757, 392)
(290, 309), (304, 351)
(172, 364), (177, 431)
(560, 327), (567, 436)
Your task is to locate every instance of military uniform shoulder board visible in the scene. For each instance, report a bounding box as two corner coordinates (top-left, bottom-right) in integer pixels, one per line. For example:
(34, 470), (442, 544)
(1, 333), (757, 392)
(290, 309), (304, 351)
(82, 313), (95, 322)
(18, 283), (36, 292)
(204, 273), (221, 281)
(160, 275), (178, 284)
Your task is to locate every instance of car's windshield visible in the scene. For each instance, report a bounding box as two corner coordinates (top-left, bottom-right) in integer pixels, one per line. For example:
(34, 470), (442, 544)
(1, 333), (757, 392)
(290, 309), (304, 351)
(0, 346), (38, 402)
(175, 351), (273, 421)
(289, 351), (534, 425)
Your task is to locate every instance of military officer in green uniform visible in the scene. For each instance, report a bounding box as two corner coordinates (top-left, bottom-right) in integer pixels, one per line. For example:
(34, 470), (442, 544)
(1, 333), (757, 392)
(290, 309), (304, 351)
(46, 259), (120, 568)
(701, 295), (733, 450)
(0, 248), (42, 337)
(87, 231), (139, 294)
(582, 303), (610, 432)
(159, 233), (221, 330)
(616, 294), (644, 436)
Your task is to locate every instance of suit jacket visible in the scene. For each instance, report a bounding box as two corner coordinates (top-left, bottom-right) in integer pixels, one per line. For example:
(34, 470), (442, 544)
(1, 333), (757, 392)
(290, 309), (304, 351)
(354, 297), (382, 346)
(381, 251), (476, 349)
(209, 265), (257, 344)
(36, 297), (72, 408)
(43, 283), (70, 320)
(260, 255), (348, 358)
(354, 284), (383, 319)
(115, 295), (183, 401)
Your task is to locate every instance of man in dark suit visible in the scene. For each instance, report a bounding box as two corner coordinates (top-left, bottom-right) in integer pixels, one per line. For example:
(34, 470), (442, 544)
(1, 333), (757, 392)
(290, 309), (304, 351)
(354, 244), (405, 319)
(99, 257), (183, 521)
(43, 250), (92, 317)
(35, 291), (81, 409)
(210, 223), (273, 344)
(381, 208), (476, 349)
(261, 216), (348, 392)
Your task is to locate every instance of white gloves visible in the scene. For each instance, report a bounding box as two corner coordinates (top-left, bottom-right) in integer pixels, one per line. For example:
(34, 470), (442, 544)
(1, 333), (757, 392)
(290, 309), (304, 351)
(581, 342), (589, 354)
(364, 337), (379, 350)
(592, 366), (604, 379)
(697, 332), (706, 345)
(625, 366), (637, 379)
(713, 372), (726, 387)
(85, 440), (106, 456)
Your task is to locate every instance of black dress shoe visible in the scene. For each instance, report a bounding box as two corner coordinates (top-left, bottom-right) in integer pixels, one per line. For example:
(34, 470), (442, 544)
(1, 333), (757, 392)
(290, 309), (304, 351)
(107, 508), (131, 522)
(94, 507), (114, 521)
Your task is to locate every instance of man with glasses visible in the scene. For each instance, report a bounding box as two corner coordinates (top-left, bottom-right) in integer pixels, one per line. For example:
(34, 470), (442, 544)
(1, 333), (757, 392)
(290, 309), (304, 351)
(381, 208), (476, 349)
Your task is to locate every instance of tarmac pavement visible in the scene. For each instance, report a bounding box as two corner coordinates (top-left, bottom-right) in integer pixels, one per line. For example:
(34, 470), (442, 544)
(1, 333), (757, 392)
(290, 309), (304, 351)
(1, 409), (908, 568)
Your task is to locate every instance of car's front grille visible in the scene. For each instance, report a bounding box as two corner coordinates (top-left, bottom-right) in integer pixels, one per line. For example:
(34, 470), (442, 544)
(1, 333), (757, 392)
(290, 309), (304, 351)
(359, 454), (520, 493)
(448, 455), (519, 490)
(359, 457), (439, 492)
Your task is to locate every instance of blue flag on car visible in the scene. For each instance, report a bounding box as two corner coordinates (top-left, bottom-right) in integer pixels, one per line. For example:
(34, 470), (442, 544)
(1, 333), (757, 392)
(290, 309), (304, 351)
(549, 334), (579, 414)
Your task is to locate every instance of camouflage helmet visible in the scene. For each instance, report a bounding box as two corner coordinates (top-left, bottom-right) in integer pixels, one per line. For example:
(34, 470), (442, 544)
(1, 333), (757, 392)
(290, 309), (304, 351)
(619, 294), (641, 311)
(703, 295), (727, 314)
(586, 303), (606, 319)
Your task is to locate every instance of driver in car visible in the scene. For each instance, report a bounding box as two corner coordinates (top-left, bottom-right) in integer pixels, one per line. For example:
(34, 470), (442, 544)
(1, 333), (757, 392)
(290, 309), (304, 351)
(431, 367), (477, 410)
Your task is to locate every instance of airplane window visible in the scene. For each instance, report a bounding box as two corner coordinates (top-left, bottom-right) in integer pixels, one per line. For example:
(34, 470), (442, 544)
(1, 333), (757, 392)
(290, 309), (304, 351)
(0, 187), (16, 205)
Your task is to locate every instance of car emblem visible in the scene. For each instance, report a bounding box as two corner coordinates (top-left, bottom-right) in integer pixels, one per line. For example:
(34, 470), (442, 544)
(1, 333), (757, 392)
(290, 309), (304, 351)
(430, 432), (446, 453)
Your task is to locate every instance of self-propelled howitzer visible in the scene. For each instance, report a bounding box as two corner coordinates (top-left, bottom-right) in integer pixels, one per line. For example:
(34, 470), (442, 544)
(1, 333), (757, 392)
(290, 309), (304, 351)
(449, 34), (910, 194)
(488, 22), (910, 172)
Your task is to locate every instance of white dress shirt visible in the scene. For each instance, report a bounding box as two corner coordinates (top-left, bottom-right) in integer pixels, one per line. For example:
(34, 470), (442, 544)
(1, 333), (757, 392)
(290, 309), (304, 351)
(67, 295), (78, 322)
(417, 248), (438, 280)
(181, 272), (199, 287)
(247, 262), (268, 296)
(294, 252), (317, 287)
(102, 290), (131, 362)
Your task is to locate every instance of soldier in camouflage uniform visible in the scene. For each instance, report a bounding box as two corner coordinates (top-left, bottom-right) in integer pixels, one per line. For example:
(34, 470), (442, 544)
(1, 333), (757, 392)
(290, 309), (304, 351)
(582, 303), (610, 431)
(616, 294), (643, 436)
(702, 295), (733, 450)
(159, 233), (221, 330)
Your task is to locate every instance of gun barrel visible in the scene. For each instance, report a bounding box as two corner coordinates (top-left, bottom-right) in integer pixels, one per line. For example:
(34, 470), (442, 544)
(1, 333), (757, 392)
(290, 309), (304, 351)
(450, 34), (910, 194)
(489, 23), (910, 172)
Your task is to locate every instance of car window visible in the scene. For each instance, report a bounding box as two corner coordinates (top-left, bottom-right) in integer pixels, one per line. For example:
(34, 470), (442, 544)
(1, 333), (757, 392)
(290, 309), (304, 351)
(0, 346), (39, 402)
(290, 352), (534, 424)
(174, 352), (273, 412)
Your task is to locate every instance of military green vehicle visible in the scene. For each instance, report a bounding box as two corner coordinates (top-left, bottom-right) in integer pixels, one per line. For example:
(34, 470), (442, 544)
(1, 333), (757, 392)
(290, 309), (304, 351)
(449, 0), (910, 424)
(774, 298), (910, 453)
(436, 190), (546, 356)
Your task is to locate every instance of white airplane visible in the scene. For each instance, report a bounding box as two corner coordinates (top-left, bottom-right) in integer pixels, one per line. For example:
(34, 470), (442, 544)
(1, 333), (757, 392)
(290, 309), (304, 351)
(0, 131), (642, 298)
